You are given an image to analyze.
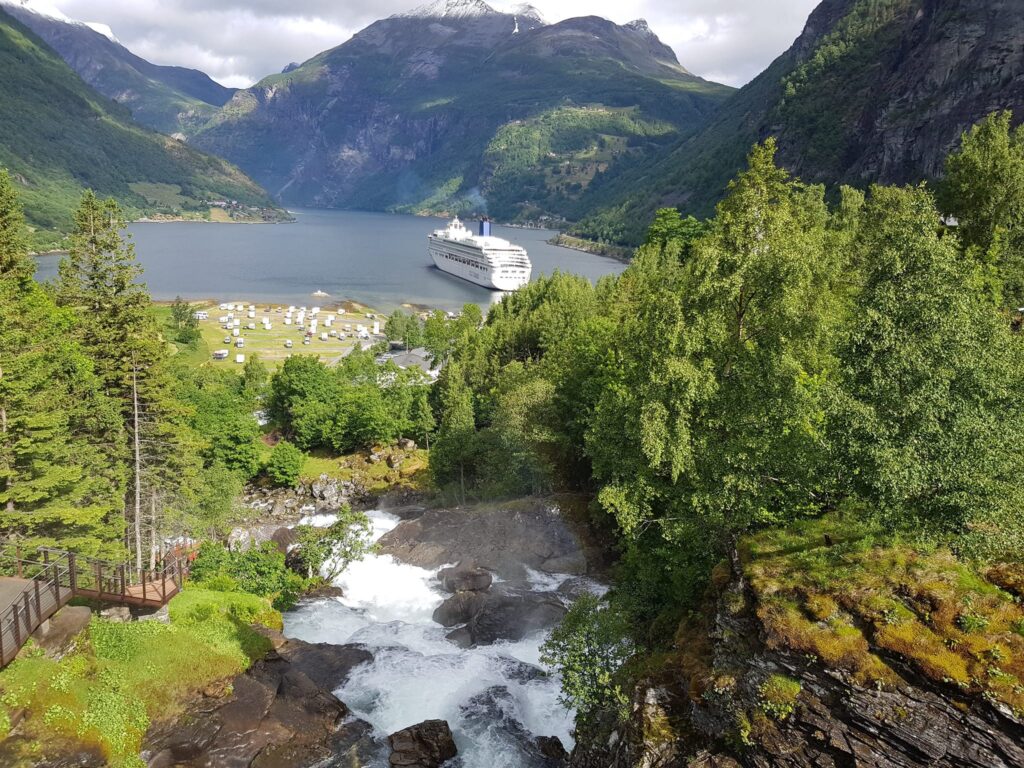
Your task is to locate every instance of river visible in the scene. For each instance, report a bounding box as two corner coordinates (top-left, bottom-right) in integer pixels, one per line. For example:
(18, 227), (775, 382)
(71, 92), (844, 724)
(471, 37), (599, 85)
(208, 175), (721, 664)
(283, 509), (602, 767)
(33, 209), (627, 312)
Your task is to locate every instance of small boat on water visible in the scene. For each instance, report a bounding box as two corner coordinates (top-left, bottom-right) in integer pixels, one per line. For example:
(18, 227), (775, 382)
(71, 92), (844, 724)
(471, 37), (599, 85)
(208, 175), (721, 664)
(312, 289), (330, 297)
(428, 217), (532, 291)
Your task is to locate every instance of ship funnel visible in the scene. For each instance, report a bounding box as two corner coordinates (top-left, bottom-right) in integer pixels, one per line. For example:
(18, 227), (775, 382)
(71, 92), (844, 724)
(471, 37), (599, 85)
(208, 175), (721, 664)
(479, 218), (491, 237)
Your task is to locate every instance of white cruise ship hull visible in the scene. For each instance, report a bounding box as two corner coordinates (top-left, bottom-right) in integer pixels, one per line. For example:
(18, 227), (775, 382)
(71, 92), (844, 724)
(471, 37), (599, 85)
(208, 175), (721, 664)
(430, 245), (531, 291)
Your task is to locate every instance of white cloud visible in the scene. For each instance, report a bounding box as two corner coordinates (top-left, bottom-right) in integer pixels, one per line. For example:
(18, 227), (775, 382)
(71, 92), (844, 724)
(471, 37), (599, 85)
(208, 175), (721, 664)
(50, 0), (821, 88)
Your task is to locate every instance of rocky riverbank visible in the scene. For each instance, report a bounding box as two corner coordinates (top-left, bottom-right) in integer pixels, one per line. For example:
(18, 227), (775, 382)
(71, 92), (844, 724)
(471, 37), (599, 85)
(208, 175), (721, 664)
(147, 496), (605, 768)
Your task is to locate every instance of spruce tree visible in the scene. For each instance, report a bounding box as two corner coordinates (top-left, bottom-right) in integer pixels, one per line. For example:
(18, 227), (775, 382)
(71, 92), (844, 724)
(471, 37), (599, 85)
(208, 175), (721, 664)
(0, 173), (125, 557)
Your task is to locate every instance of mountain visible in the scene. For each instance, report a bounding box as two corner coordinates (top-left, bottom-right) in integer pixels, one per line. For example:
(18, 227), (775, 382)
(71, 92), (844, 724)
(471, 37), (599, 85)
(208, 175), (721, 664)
(1, 0), (235, 136)
(189, 0), (733, 223)
(573, 0), (1024, 245)
(0, 7), (282, 250)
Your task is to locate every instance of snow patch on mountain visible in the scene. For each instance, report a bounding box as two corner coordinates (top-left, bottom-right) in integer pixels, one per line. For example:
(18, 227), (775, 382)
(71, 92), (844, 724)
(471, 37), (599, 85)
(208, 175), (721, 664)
(400, 0), (501, 20)
(1, 0), (120, 43)
(0, 0), (71, 22)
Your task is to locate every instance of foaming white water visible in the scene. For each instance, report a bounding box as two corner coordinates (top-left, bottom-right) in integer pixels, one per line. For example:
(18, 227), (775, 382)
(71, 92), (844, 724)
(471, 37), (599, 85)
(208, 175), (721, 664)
(284, 509), (581, 767)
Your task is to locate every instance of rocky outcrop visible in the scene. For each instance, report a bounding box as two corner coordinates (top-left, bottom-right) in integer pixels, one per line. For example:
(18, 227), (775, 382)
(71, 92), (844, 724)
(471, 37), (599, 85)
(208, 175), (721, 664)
(387, 719), (457, 767)
(143, 638), (380, 767)
(378, 498), (594, 581)
(570, 568), (1024, 768)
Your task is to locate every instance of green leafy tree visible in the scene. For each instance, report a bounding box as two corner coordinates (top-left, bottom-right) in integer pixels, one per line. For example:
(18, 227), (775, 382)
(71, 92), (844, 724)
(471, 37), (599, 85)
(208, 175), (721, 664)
(644, 207), (709, 259)
(241, 354), (269, 404)
(540, 594), (634, 736)
(430, 362), (476, 499)
(832, 184), (1024, 558)
(939, 111), (1024, 307)
(266, 440), (304, 487)
(290, 506), (375, 581)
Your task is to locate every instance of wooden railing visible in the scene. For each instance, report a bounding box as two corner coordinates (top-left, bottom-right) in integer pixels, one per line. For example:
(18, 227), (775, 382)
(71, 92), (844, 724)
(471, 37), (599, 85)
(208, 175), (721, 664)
(0, 547), (191, 667)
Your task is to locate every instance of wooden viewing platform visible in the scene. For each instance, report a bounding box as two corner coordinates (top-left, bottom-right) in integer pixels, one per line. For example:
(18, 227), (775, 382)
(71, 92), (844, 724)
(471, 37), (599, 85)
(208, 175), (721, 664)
(0, 547), (190, 667)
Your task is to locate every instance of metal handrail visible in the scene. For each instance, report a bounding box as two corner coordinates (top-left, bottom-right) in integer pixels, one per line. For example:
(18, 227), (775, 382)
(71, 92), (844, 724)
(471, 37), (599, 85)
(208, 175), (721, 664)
(0, 545), (192, 666)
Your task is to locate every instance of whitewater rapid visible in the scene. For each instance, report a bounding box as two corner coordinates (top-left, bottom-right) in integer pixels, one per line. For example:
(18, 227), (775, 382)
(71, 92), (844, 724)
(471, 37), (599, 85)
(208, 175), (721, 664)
(283, 509), (588, 767)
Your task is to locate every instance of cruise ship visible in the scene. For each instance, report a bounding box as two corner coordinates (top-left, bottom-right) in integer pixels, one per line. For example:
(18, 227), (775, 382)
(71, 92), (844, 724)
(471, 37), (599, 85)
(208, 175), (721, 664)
(428, 217), (532, 291)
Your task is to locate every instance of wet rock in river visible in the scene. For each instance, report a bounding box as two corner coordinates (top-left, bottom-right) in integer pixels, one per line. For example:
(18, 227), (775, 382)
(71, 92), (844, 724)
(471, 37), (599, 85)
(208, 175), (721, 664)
(438, 561), (492, 593)
(432, 591), (488, 627)
(378, 499), (589, 581)
(387, 719), (457, 767)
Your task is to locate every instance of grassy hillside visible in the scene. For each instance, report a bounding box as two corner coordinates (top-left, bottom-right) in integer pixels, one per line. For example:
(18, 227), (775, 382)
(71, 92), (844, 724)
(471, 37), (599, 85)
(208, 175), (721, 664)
(2, 3), (235, 136)
(0, 8), (281, 250)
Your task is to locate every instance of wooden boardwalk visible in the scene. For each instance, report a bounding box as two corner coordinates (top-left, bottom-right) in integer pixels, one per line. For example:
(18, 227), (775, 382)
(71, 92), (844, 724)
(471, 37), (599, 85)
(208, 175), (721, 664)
(0, 548), (189, 667)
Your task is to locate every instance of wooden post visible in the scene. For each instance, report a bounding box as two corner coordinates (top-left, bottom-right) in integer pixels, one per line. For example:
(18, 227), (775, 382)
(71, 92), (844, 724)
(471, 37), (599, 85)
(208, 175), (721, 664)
(22, 592), (32, 634)
(68, 553), (77, 594)
(142, 569), (147, 603)
(119, 565), (126, 600)
(53, 564), (60, 604)
(12, 606), (20, 648)
(34, 579), (41, 620)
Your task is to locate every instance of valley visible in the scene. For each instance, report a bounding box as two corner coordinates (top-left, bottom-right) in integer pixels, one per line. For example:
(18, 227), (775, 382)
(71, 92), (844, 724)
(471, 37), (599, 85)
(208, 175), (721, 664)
(0, 1), (1023, 767)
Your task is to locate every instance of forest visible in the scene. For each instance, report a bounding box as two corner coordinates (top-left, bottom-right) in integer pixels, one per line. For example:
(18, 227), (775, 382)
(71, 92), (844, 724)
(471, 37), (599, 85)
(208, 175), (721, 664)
(423, 112), (1024, 731)
(1, 111), (1024, 759)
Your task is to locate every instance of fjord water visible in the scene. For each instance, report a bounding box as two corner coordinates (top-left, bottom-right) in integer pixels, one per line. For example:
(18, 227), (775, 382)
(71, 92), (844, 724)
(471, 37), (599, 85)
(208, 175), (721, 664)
(33, 209), (626, 312)
(285, 509), (596, 767)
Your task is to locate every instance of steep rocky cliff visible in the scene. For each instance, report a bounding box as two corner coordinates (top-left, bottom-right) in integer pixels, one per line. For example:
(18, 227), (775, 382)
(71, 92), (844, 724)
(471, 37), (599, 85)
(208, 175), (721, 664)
(189, 0), (731, 223)
(571, 518), (1024, 767)
(574, 0), (1024, 245)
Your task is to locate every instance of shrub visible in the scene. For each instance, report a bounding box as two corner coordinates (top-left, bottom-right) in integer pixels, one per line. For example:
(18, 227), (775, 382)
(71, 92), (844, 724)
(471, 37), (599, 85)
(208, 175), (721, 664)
(290, 506), (376, 581)
(266, 440), (304, 487)
(190, 541), (307, 610)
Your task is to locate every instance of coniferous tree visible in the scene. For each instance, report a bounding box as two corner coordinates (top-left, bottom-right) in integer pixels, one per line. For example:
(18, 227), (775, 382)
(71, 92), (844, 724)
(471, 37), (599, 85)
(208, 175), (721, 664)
(56, 191), (194, 567)
(0, 173), (125, 557)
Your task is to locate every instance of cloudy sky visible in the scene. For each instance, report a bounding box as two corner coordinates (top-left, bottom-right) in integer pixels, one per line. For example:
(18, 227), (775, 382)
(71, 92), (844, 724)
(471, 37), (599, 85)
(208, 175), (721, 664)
(49, 0), (820, 89)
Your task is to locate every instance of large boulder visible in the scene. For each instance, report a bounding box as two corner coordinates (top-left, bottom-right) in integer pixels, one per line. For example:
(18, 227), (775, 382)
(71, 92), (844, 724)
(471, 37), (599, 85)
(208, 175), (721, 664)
(465, 590), (566, 645)
(437, 561), (492, 593)
(143, 639), (379, 767)
(432, 591), (488, 627)
(436, 586), (567, 646)
(378, 499), (591, 581)
(31, 606), (91, 659)
(387, 719), (457, 767)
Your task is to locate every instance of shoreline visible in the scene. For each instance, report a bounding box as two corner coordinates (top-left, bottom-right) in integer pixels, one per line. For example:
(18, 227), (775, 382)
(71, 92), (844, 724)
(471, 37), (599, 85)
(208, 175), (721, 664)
(547, 232), (633, 263)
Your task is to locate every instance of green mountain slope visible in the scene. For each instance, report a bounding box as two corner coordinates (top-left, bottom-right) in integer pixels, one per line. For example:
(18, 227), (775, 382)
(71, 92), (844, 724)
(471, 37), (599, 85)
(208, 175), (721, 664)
(2, 1), (235, 135)
(573, 0), (1024, 245)
(0, 8), (281, 250)
(191, 1), (732, 223)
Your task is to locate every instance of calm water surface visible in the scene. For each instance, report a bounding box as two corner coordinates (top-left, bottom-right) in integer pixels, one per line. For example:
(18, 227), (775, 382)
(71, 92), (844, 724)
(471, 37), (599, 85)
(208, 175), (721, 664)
(34, 209), (626, 312)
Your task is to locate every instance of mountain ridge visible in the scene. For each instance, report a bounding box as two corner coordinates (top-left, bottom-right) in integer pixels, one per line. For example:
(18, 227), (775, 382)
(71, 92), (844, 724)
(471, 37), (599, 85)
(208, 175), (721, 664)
(0, 7), (281, 250)
(189, 6), (732, 223)
(1, 0), (235, 135)
(571, 0), (1024, 245)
